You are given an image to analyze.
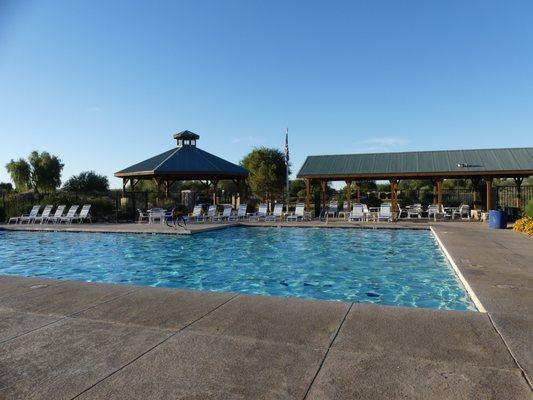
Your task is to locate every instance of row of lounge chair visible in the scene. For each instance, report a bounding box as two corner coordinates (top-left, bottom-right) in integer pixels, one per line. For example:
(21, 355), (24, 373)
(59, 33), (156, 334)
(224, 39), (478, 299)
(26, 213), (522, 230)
(183, 203), (395, 223)
(139, 202), (474, 225)
(324, 200), (471, 221)
(7, 204), (92, 224)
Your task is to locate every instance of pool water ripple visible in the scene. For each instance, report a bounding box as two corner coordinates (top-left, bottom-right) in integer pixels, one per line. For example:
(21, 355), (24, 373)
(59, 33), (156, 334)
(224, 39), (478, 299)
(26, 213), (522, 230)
(0, 227), (476, 310)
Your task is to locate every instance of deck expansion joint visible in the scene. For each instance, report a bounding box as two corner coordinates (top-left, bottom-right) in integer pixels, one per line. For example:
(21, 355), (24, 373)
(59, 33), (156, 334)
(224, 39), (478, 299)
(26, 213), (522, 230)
(70, 292), (240, 399)
(302, 302), (353, 400)
(487, 312), (533, 391)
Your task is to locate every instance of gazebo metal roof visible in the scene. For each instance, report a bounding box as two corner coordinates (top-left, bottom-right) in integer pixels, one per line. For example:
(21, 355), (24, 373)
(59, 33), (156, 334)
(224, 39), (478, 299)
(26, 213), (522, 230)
(297, 147), (533, 180)
(115, 131), (248, 181)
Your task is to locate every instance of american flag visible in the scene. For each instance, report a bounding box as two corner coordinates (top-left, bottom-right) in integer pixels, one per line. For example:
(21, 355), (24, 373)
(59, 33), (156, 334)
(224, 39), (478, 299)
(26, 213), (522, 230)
(284, 127), (289, 165)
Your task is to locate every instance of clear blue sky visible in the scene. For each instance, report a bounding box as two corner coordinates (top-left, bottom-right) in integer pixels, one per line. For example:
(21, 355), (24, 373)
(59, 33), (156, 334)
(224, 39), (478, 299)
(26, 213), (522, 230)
(1, 1), (532, 188)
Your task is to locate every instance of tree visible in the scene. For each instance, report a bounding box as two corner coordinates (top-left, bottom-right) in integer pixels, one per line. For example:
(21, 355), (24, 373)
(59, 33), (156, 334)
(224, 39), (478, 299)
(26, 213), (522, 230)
(240, 147), (288, 200)
(289, 179), (307, 198)
(63, 171), (109, 193)
(5, 158), (31, 192)
(0, 182), (13, 194)
(6, 151), (64, 195)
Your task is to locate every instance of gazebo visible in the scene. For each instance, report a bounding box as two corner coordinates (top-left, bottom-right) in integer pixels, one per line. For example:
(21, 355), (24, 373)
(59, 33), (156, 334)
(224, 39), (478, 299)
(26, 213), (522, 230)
(115, 130), (249, 205)
(297, 147), (533, 214)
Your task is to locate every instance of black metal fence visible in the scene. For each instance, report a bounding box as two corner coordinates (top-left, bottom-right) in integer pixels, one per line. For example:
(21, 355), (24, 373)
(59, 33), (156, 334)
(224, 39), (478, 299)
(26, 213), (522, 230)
(1, 186), (532, 223)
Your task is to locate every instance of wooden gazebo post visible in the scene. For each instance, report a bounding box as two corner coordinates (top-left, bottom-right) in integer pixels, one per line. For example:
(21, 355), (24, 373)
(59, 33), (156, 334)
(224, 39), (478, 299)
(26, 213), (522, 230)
(321, 180), (327, 209)
(354, 181), (361, 203)
(485, 178), (493, 211)
(304, 178), (311, 210)
(436, 179), (443, 206)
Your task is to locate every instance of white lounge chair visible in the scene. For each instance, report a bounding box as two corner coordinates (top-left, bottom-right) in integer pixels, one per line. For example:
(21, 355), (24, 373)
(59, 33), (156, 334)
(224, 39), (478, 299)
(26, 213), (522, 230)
(349, 204), (365, 221)
(407, 203), (422, 219)
(137, 208), (150, 224)
(33, 205), (53, 224)
(338, 202), (350, 219)
(326, 201), (338, 218)
(249, 203), (268, 221)
(286, 203), (305, 221)
(47, 205), (66, 224)
(378, 203), (392, 222)
(185, 205), (203, 223)
(397, 204), (407, 219)
(7, 205), (40, 224)
(362, 204), (375, 221)
(59, 205), (80, 224)
(265, 203), (283, 221)
(148, 208), (165, 224)
(71, 204), (92, 223)
(17, 205), (41, 224)
(197, 205), (217, 223)
(427, 204), (444, 221)
(213, 205), (233, 222)
(453, 204), (471, 221)
(229, 204), (247, 221)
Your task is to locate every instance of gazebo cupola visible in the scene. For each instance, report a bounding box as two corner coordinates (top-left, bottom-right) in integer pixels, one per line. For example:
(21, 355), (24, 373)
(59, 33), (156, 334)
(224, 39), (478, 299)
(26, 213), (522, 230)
(174, 130), (199, 147)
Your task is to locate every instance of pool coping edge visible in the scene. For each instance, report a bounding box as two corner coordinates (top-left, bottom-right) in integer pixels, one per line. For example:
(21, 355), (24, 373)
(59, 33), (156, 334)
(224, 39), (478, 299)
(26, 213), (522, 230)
(429, 226), (486, 313)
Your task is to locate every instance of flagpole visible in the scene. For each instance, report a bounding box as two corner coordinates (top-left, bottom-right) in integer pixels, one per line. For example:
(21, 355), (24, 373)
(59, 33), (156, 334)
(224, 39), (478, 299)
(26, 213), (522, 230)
(285, 127), (289, 214)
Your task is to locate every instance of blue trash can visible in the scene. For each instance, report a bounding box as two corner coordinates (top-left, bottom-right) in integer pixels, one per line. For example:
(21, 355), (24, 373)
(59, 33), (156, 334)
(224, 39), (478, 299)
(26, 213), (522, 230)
(488, 210), (507, 229)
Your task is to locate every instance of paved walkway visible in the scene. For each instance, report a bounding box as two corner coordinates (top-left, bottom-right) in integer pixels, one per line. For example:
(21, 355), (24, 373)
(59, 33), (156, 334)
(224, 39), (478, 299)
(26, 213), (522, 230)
(0, 223), (531, 399)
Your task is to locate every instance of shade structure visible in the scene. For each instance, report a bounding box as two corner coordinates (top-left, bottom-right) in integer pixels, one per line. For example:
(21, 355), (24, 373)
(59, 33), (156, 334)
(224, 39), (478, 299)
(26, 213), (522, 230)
(297, 147), (533, 215)
(115, 130), (249, 210)
(115, 130), (248, 181)
(297, 147), (533, 180)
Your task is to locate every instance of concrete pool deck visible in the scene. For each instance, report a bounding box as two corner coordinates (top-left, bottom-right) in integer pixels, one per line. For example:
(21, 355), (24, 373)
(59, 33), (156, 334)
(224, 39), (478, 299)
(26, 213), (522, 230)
(0, 222), (532, 399)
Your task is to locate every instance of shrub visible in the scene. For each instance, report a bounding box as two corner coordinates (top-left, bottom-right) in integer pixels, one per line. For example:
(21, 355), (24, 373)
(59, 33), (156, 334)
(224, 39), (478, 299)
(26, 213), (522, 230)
(513, 216), (533, 236)
(0, 206), (5, 222)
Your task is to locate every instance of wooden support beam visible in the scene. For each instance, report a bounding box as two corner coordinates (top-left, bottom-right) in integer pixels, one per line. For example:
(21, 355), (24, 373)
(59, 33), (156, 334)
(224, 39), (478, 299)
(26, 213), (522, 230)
(355, 181), (361, 203)
(432, 180), (438, 205)
(486, 178), (493, 211)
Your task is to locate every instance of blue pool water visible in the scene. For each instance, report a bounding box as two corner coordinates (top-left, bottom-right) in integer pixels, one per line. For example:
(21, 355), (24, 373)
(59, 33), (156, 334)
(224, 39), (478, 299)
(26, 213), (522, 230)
(0, 228), (475, 310)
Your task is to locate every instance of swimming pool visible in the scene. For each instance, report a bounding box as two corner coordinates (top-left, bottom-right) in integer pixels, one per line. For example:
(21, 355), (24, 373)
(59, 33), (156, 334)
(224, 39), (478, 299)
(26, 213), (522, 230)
(0, 227), (475, 310)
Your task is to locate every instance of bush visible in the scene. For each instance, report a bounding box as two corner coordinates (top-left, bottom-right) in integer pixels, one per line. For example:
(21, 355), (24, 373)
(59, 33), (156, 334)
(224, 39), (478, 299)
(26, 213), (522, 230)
(525, 199), (533, 218)
(513, 216), (533, 236)
(0, 206), (5, 222)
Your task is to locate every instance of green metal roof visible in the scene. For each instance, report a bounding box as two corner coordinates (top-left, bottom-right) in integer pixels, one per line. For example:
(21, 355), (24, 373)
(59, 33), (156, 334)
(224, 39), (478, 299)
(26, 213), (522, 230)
(115, 133), (248, 179)
(297, 147), (533, 179)
(173, 130), (200, 140)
